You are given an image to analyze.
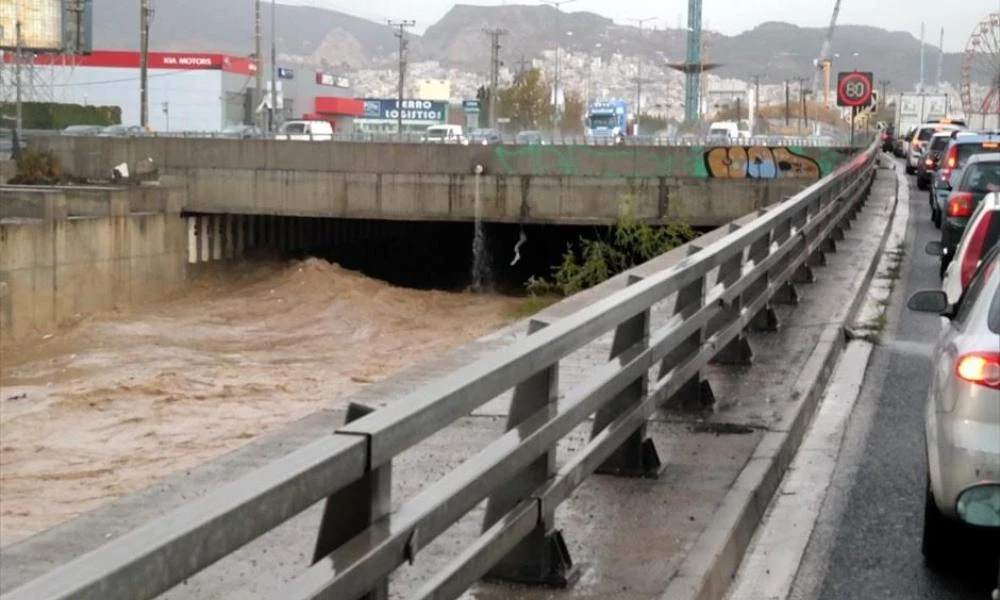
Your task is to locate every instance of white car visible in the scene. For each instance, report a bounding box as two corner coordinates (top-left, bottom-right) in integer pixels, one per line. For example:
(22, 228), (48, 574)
(930, 192), (1000, 303)
(274, 120), (334, 141)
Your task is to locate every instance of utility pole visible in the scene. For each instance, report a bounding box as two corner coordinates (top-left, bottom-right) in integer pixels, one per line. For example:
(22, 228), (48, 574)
(515, 54), (531, 77)
(483, 27), (509, 130)
(14, 18), (22, 140)
(541, 0), (576, 128)
(270, 0), (278, 131)
(388, 19), (415, 137)
(784, 80), (790, 126)
(752, 74), (761, 132)
(795, 77), (808, 132)
(878, 79), (890, 109)
(254, 0), (263, 128)
(628, 17), (655, 135)
(139, 0), (153, 129)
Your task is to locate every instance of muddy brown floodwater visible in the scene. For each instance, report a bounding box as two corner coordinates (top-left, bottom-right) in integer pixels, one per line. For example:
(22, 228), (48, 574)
(0, 258), (522, 548)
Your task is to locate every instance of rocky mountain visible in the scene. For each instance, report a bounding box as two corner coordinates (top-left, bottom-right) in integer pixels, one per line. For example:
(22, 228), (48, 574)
(90, 0), (972, 91)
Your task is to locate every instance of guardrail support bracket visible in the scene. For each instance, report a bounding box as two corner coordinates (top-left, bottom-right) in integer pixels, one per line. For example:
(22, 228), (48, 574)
(481, 528), (578, 588)
(592, 277), (662, 478)
(750, 306), (780, 331)
(774, 281), (800, 305)
(821, 238), (837, 253)
(312, 402), (390, 600)
(831, 225), (846, 241)
(808, 249), (827, 267)
(711, 334), (754, 366)
(484, 318), (576, 586)
(666, 375), (717, 411)
(794, 264), (816, 283)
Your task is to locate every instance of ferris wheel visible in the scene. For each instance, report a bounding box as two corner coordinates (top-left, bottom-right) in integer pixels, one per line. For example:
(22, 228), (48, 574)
(960, 12), (1000, 117)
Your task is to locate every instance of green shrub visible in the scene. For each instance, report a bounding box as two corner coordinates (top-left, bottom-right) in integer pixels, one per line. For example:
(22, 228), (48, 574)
(527, 201), (697, 297)
(0, 102), (121, 129)
(12, 148), (62, 184)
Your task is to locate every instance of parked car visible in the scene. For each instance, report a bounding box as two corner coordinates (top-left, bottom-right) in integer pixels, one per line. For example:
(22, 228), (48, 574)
(932, 134), (1000, 227)
(97, 124), (145, 137)
(273, 120), (333, 141)
(907, 122), (964, 174)
(938, 153), (1000, 278)
(929, 192), (1000, 302)
(421, 124), (467, 144)
(468, 128), (503, 146)
(916, 131), (954, 191)
(61, 124), (104, 136)
(219, 124), (262, 139)
(514, 130), (544, 145)
(906, 244), (1000, 569)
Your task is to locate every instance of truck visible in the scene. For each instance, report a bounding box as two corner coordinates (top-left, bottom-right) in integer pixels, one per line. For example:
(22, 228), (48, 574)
(585, 99), (631, 143)
(893, 92), (951, 153)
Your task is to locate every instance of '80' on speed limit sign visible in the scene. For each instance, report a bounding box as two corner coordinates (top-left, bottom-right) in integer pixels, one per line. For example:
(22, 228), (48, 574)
(836, 71), (874, 107)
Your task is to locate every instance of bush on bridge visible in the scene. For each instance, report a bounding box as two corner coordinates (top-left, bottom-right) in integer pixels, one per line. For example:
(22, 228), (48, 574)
(526, 202), (696, 297)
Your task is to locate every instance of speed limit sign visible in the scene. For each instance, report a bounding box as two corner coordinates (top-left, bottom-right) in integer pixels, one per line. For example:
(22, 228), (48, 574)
(837, 71), (874, 107)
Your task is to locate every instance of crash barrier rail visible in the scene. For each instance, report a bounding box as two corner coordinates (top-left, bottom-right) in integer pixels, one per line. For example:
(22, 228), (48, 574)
(6, 128), (848, 148)
(2, 136), (880, 600)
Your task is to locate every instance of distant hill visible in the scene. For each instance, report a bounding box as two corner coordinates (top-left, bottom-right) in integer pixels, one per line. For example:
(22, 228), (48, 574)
(90, 1), (972, 91)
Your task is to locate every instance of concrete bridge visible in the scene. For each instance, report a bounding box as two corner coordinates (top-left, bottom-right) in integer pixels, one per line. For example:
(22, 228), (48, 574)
(32, 136), (856, 228)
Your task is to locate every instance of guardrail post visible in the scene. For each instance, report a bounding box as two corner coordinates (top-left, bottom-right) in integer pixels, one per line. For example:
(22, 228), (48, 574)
(482, 318), (576, 587)
(591, 274), (662, 477)
(661, 267), (716, 410)
(312, 402), (390, 600)
(746, 232), (780, 331)
(709, 249), (754, 366)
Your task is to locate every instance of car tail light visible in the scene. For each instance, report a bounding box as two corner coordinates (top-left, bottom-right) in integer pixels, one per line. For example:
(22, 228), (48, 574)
(925, 157), (934, 167)
(941, 146), (959, 181)
(960, 211), (996, 288)
(955, 353), (1000, 390)
(947, 192), (975, 218)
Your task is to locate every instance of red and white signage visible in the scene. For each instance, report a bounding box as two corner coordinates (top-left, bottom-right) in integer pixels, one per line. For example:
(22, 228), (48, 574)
(6, 50), (258, 76)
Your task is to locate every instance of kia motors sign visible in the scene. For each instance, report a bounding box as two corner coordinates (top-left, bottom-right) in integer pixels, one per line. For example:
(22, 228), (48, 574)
(836, 71), (874, 108)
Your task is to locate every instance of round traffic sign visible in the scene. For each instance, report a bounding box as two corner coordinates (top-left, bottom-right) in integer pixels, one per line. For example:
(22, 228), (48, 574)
(837, 72), (873, 107)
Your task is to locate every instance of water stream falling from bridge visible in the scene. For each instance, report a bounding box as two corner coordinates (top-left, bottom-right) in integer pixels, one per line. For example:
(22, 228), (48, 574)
(470, 166), (492, 292)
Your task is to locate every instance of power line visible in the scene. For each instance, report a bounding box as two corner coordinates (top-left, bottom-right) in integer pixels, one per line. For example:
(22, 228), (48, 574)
(388, 19), (415, 136)
(483, 27), (508, 129)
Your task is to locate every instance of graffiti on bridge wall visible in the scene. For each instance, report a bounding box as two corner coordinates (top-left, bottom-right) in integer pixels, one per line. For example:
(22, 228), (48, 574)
(704, 146), (822, 180)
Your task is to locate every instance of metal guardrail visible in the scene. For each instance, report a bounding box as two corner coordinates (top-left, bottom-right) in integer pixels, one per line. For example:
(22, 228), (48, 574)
(8, 129), (848, 148)
(1, 137), (880, 600)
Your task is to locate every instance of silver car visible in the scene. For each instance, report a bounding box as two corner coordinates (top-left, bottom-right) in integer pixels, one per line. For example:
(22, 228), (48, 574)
(908, 245), (1000, 567)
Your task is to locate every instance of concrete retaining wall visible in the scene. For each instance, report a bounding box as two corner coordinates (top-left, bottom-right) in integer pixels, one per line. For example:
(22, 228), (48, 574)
(0, 185), (188, 341)
(29, 136), (852, 227)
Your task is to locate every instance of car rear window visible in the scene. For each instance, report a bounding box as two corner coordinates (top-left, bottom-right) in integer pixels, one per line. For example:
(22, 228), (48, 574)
(989, 271), (1000, 334)
(959, 162), (1000, 194)
(930, 136), (951, 152)
(956, 142), (999, 166)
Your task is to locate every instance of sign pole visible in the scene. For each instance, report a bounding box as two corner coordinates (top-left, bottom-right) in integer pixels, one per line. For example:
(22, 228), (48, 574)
(850, 106), (856, 146)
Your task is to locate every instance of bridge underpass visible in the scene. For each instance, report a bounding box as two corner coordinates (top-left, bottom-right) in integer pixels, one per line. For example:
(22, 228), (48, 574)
(0, 140), (902, 600)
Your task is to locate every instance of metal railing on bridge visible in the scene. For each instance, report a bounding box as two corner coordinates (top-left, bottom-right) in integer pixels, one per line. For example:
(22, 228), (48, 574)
(1, 137), (880, 600)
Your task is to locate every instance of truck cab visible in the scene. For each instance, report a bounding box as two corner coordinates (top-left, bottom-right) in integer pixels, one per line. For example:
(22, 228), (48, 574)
(585, 100), (629, 143)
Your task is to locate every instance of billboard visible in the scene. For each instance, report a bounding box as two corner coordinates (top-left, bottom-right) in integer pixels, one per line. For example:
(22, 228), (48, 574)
(360, 99), (447, 122)
(0, 0), (92, 53)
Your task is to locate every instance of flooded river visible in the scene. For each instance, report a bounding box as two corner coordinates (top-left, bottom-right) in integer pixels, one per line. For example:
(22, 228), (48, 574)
(0, 258), (521, 547)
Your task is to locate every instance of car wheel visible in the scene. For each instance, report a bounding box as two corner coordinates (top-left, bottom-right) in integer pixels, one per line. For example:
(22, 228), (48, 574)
(906, 165), (916, 175)
(917, 178), (928, 191)
(923, 478), (957, 569)
(932, 208), (941, 229)
(939, 258), (948, 280)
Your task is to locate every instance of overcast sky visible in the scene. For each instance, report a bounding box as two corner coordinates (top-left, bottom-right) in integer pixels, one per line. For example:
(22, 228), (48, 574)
(285, 0), (994, 52)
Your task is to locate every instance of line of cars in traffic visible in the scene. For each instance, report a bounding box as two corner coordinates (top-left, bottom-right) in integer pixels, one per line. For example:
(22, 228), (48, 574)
(896, 117), (1000, 589)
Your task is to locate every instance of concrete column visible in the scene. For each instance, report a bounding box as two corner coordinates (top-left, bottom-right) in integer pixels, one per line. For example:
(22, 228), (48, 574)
(199, 216), (210, 263)
(234, 215), (245, 257)
(246, 215), (255, 250)
(187, 217), (198, 264)
(212, 215), (223, 260)
(222, 215), (233, 260)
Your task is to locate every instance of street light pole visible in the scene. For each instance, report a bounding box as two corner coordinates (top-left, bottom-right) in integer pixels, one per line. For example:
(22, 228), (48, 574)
(255, 0), (263, 128)
(541, 0), (575, 129)
(628, 17), (655, 135)
(270, 0), (277, 132)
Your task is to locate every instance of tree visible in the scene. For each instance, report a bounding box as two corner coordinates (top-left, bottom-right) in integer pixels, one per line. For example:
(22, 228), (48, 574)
(498, 68), (552, 131)
(561, 90), (585, 135)
(476, 85), (491, 129)
(635, 113), (669, 135)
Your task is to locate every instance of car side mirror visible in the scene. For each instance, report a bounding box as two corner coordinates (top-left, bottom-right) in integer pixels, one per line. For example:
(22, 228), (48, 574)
(925, 241), (943, 256)
(907, 290), (950, 315)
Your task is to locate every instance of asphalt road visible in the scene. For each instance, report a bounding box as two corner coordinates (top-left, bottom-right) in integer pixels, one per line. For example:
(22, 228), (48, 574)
(785, 161), (999, 600)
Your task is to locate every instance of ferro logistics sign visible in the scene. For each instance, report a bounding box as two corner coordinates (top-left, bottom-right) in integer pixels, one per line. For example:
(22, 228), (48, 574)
(362, 99), (447, 122)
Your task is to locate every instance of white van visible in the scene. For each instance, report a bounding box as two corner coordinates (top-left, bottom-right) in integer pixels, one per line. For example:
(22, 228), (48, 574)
(421, 124), (467, 145)
(707, 121), (745, 143)
(274, 120), (334, 141)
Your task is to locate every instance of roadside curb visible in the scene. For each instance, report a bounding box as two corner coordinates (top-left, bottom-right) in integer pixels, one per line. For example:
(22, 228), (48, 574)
(659, 156), (904, 600)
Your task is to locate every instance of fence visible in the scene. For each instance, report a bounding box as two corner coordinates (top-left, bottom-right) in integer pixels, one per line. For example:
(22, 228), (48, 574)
(2, 136), (880, 600)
